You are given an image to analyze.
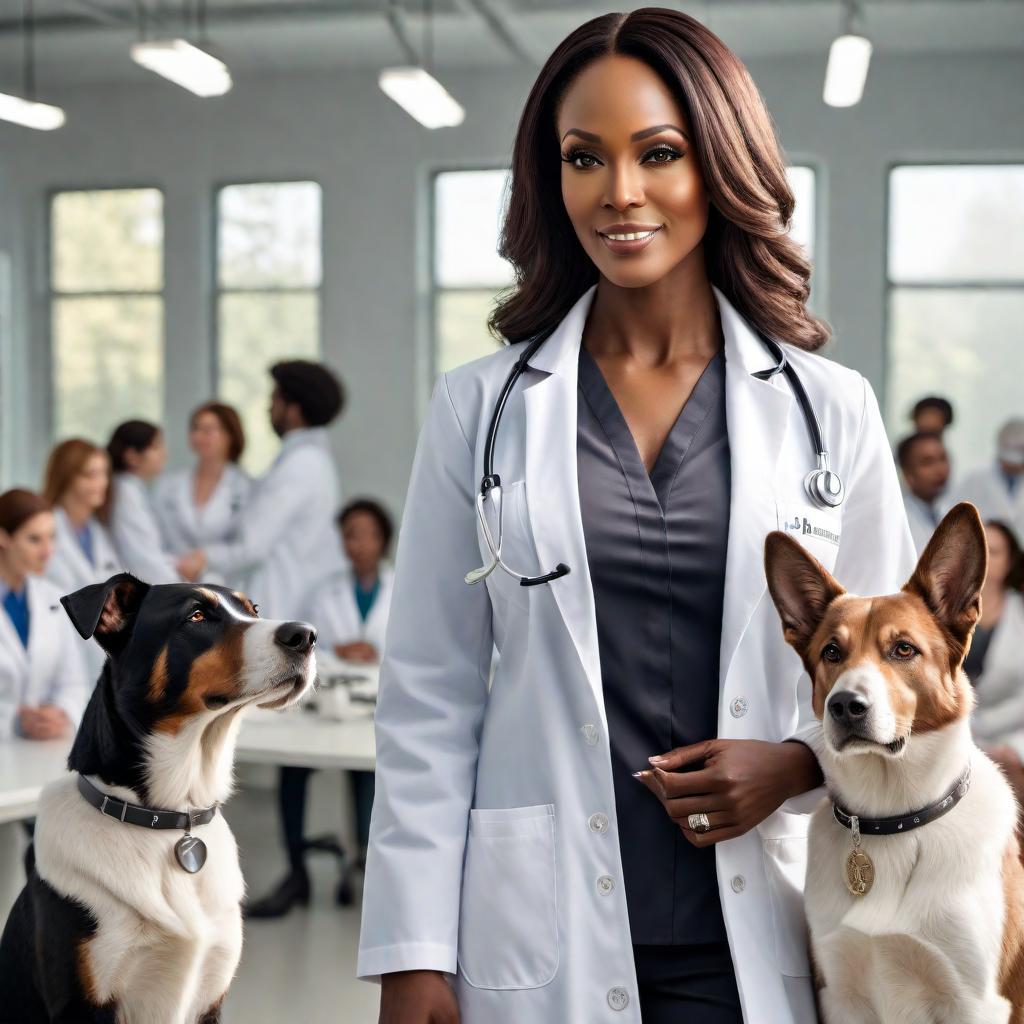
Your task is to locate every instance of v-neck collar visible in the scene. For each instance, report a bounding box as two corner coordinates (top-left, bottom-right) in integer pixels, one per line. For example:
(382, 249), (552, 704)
(578, 346), (726, 512)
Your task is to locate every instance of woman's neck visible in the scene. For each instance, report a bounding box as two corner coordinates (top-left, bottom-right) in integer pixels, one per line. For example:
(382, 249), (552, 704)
(586, 258), (720, 365)
(980, 581), (1006, 628)
(61, 495), (93, 529)
(194, 458), (226, 479)
(0, 556), (26, 593)
(355, 568), (379, 590)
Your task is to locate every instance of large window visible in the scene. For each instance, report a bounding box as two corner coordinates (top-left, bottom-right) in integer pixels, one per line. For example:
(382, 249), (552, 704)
(432, 166), (817, 375)
(51, 188), (164, 442)
(216, 181), (322, 474)
(886, 165), (1024, 472)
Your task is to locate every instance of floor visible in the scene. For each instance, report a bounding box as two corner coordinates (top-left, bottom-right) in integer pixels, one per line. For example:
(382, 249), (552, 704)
(222, 768), (381, 1023)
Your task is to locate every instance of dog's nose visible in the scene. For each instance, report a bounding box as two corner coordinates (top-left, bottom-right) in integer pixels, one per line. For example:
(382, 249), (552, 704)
(828, 690), (870, 722)
(275, 621), (317, 654)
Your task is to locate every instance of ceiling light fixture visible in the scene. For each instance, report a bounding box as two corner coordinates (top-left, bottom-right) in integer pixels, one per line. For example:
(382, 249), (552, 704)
(379, 0), (465, 129)
(824, 0), (872, 108)
(0, 0), (65, 131)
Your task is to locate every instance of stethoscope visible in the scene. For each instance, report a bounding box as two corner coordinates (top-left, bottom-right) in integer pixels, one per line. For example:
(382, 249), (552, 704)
(465, 331), (844, 589)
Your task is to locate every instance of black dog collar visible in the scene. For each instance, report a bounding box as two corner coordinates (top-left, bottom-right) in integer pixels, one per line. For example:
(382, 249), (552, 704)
(77, 774), (218, 832)
(833, 763), (971, 837)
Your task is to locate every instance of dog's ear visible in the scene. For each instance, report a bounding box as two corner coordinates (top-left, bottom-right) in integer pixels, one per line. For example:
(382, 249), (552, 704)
(765, 532), (845, 663)
(903, 502), (987, 664)
(61, 574), (151, 657)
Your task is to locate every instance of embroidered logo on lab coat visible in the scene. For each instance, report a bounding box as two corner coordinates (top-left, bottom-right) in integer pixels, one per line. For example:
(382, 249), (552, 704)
(783, 514), (841, 547)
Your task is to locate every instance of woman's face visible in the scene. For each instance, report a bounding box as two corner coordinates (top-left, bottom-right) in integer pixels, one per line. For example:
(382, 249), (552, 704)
(127, 431), (168, 479)
(557, 54), (709, 290)
(342, 511), (386, 576)
(67, 452), (110, 512)
(0, 511), (56, 577)
(986, 525), (1012, 588)
(190, 411), (232, 463)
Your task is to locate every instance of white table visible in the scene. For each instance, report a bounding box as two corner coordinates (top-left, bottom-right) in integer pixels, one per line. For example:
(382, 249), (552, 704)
(235, 708), (376, 771)
(0, 737), (73, 826)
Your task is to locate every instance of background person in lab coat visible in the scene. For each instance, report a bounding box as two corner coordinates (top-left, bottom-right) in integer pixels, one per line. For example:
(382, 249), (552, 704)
(178, 360), (346, 617)
(41, 438), (121, 681)
(897, 431), (952, 554)
(950, 417), (1024, 539)
(106, 420), (183, 584)
(362, 10), (915, 1024)
(246, 498), (393, 919)
(154, 402), (252, 586)
(967, 520), (1024, 804)
(910, 395), (954, 438)
(0, 489), (89, 740)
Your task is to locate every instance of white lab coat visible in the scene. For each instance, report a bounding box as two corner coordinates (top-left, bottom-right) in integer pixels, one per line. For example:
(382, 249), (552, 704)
(903, 490), (951, 555)
(304, 564), (394, 656)
(0, 575), (90, 739)
(949, 464), (1024, 539)
(44, 508), (122, 682)
(153, 464), (253, 587)
(107, 473), (182, 584)
(357, 285), (917, 1023)
(971, 591), (1024, 759)
(205, 428), (345, 621)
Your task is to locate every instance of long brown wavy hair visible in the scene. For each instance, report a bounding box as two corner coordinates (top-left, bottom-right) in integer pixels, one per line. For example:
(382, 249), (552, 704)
(490, 7), (830, 351)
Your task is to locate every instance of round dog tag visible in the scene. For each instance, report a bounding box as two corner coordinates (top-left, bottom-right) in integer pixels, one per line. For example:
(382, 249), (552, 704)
(844, 847), (874, 897)
(175, 834), (208, 874)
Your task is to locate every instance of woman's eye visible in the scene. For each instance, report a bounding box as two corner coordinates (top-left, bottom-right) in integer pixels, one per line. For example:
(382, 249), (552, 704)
(892, 641), (917, 659)
(561, 149), (600, 169)
(643, 146), (682, 164)
(822, 643), (842, 663)
(189, 609), (206, 623)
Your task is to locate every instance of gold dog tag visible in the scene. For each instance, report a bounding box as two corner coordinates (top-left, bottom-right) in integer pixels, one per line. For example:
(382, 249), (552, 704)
(844, 814), (874, 897)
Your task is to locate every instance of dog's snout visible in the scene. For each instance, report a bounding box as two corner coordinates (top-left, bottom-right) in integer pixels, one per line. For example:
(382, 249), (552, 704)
(828, 690), (870, 722)
(274, 621), (317, 654)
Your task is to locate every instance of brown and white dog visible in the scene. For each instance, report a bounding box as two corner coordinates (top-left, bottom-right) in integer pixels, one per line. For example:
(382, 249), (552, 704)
(765, 503), (1024, 1024)
(0, 573), (317, 1023)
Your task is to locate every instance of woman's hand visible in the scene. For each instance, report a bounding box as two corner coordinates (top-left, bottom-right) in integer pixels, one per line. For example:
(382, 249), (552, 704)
(634, 739), (823, 847)
(334, 641), (379, 663)
(18, 704), (71, 741)
(379, 970), (459, 1024)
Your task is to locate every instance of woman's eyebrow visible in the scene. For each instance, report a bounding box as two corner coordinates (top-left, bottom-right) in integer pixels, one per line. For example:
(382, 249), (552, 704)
(560, 124), (690, 144)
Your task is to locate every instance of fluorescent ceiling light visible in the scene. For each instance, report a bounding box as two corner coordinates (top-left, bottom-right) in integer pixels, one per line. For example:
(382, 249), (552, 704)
(0, 92), (65, 130)
(823, 34), (872, 107)
(379, 67), (465, 129)
(131, 39), (232, 97)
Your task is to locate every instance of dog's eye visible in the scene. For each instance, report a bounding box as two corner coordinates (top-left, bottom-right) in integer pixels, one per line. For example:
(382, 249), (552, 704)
(892, 640), (918, 660)
(252, 604), (260, 617)
(188, 609), (206, 623)
(822, 642), (843, 663)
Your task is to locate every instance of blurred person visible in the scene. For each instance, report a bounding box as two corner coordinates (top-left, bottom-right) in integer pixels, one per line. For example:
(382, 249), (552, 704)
(106, 421), (182, 584)
(154, 402), (252, 587)
(911, 395), (954, 437)
(950, 418), (1024, 539)
(897, 431), (951, 554)
(179, 360), (346, 619)
(245, 497), (393, 919)
(968, 520), (1024, 805)
(0, 489), (89, 740)
(42, 439), (120, 679)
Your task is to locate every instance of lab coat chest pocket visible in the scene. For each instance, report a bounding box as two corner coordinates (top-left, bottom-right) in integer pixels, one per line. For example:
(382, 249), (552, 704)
(458, 804), (558, 990)
(777, 503), (842, 573)
(478, 480), (534, 613)
(762, 835), (812, 977)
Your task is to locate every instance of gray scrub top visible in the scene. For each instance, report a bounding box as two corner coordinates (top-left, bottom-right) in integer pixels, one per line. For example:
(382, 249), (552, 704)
(577, 345), (731, 946)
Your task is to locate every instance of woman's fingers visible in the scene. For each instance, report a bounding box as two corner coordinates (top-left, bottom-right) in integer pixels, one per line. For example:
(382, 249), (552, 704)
(647, 739), (716, 772)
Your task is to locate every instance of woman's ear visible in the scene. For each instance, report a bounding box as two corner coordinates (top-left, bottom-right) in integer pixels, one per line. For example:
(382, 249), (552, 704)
(764, 531), (845, 666)
(61, 573), (151, 657)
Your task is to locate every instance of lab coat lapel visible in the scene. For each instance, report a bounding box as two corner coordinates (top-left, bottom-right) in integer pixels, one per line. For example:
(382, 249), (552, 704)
(523, 287), (605, 722)
(54, 509), (92, 586)
(715, 287), (793, 686)
(26, 578), (58, 678)
(0, 596), (27, 674)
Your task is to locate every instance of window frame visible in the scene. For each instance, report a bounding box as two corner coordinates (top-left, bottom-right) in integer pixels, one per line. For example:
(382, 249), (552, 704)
(47, 184), (166, 442)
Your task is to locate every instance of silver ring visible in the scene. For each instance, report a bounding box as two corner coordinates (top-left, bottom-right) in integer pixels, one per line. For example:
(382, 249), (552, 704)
(688, 813), (712, 834)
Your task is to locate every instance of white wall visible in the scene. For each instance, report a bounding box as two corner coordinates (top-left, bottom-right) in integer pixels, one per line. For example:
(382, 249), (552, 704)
(0, 50), (1021, 515)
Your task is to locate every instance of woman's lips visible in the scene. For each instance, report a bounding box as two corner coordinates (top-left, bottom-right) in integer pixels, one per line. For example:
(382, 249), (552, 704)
(596, 225), (662, 255)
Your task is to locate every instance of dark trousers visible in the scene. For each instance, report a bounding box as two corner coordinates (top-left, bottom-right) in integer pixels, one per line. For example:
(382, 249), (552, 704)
(279, 765), (375, 872)
(633, 943), (743, 1023)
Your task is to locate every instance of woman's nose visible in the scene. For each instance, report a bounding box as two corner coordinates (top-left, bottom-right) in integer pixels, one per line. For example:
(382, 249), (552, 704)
(603, 160), (645, 211)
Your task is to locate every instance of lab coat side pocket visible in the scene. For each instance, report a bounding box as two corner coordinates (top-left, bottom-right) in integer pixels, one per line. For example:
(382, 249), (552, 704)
(762, 834), (812, 978)
(457, 803), (559, 990)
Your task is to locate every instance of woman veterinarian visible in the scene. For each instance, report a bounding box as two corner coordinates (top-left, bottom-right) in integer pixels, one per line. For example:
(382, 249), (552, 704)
(359, 9), (916, 1023)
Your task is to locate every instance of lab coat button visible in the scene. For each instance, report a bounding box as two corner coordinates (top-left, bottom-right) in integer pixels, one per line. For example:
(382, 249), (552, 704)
(608, 987), (630, 1011)
(580, 724), (600, 746)
(597, 874), (614, 896)
(588, 813), (609, 834)
(731, 875), (746, 893)
(730, 696), (749, 719)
